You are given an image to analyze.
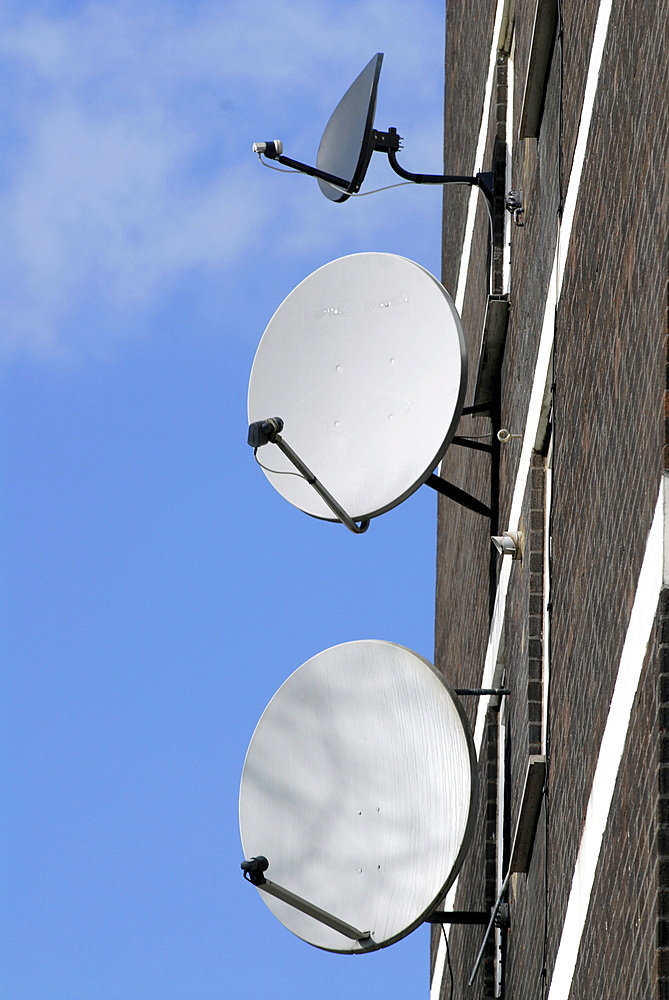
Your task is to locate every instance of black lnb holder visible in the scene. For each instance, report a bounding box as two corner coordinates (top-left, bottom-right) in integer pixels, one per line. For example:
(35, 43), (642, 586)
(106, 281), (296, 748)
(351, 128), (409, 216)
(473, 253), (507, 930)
(253, 140), (351, 190)
(247, 416), (370, 534)
(247, 417), (284, 448)
(241, 855), (269, 886)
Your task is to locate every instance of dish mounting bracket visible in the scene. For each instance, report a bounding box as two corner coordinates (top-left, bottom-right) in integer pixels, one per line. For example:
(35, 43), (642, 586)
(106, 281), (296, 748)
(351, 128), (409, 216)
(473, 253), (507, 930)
(425, 474), (491, 519)
(373, 128), (496, 206)
(425, 908), (508, 927)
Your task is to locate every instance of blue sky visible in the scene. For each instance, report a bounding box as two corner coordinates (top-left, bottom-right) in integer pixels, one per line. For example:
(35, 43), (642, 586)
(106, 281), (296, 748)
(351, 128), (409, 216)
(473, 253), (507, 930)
(1, 1), (448, 997)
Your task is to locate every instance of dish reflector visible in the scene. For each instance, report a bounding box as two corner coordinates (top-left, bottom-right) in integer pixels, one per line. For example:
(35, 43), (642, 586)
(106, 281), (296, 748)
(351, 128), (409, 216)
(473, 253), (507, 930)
(247, 252), (467, 523)
(316, 53), (383, 202)
(239, 640), (478, 953)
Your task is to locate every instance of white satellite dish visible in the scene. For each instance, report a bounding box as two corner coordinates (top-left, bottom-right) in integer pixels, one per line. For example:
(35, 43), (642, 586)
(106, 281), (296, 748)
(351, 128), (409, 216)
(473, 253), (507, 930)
(247, 253), (468, 527)
(239, 640), (478, 953)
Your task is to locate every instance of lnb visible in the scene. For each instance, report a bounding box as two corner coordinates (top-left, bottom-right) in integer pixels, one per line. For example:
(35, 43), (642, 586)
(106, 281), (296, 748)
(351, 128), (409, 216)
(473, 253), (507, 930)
(247, 416), (284, 448)
(252, 140), (284, 157)
(241, 855), (269, 885)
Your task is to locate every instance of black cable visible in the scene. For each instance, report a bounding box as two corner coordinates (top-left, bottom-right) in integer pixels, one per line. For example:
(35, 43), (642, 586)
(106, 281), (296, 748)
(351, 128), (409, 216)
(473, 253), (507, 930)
(253, 447), (306, 479)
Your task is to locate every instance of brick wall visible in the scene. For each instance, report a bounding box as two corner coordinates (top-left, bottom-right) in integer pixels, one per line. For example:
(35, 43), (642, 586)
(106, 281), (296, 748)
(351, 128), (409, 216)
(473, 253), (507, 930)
(568, 604), (658, 998)
(433, 0), (669, 995)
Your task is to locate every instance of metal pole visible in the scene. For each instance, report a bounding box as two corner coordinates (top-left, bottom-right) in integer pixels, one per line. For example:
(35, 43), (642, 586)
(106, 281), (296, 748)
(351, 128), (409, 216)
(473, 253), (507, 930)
(272, 434), (370, 534)
(258, 878), (371, 944)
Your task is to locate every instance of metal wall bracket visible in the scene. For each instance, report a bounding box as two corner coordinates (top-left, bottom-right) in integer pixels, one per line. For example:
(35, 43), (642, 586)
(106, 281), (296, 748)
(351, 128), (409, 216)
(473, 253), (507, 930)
(387, 150), (494, 207)
(381, 127), (497, 208)
(451, 435), (493, 454)
(454, 687), (510, 696)
(425, 903), (509, 929)
(425, 474), (491, 518)
(425, 911), (489, 925)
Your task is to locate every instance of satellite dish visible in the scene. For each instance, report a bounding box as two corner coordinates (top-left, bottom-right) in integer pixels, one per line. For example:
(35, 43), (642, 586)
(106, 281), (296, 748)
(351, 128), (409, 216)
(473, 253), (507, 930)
(316, 53), (383, 202)
(247, 252), (467, 524)
(239, 640), (478, 953)
(252, 54), (496, 205)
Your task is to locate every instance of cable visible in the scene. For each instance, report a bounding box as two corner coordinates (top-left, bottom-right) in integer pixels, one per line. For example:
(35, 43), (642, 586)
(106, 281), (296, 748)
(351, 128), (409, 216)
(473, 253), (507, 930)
(349, 181), (413, 197)
(258, 156), (303, 174)
(258, 153), (415, 196)
(254, 448), (307, 479)
(441, 925), (455, 1000)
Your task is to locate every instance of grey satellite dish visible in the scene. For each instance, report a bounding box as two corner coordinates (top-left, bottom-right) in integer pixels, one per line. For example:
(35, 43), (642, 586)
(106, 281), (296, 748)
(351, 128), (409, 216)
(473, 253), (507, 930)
(252, 54), (496, 204)
(315, 53), (383, 202)
(247, 252), (493, 532)
(239, 640), (478, 953)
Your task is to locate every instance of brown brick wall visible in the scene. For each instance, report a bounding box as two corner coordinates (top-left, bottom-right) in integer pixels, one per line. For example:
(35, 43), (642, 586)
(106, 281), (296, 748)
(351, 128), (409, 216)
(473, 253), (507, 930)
(434, 0), (669, 995)
(568, 606), (659, 999)
(442, 0), (499, 296)
(539, 0), (666, 987)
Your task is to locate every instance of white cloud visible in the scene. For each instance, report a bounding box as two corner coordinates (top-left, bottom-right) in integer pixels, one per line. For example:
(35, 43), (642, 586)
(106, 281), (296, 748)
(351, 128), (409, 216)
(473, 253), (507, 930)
(0, 0), (445, 358)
